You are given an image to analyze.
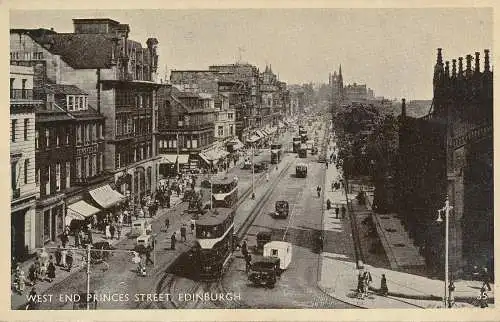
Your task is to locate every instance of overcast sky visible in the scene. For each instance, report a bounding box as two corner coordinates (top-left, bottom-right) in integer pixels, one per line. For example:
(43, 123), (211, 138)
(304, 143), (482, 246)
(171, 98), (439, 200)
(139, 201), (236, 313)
(10, 8), (492, 100)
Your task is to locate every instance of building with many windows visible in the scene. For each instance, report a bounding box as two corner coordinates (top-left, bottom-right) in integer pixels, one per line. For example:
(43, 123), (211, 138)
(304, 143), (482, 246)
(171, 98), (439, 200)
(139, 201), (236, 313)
(10, 65), (41, 261)
(11, 18), (161, 205)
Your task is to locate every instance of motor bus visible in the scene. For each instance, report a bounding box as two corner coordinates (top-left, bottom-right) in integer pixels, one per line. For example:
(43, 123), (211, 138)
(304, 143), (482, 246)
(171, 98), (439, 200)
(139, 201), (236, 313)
(270, 143), (283, 164)
(211, 176), (238, 208)
(292, 137), (301, 153)
(192, 208), (235, 280)
(296, 163), (308, 178)
(298, 144), (308, 158)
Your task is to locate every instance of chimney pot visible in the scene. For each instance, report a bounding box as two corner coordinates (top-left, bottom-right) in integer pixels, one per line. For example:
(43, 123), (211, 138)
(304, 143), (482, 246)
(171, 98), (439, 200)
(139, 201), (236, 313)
(401, 98), (406, 118)
(466, 54), (473, 77)
(458, 57), (464, 77)
(437, 48), (443, 65)
(452, 59), (457, 77)
(445, 61), (450, 77)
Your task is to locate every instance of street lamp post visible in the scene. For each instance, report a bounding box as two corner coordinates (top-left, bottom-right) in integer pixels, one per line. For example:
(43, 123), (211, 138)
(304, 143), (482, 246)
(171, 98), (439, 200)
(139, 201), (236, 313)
(251, 144), (255, 199)
(436, 195), (453, 308)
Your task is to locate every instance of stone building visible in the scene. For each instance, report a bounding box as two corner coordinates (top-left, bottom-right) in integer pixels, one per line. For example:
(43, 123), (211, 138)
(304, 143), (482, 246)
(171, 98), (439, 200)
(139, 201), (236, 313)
(397, 48), (493, 277)
(10, 65), (41, 261)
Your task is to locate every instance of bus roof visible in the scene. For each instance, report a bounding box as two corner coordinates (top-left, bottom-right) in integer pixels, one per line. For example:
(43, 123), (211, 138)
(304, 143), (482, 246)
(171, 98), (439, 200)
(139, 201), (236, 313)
(196, 208), (234, 226)
(211, 175), (236, 185)
(296, 163), (307, 167)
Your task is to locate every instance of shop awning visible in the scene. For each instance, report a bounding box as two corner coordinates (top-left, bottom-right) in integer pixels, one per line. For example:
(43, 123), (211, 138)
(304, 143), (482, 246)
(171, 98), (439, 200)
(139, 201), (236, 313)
(228, 138), (244, 150)
(256, 130), (266, 138)
(177, 154), (189, 164)
(89, 184), (125, 209)
(246, 135), (260, 143)
(66, 200), (100, 223)
(160, 154), (178, 164)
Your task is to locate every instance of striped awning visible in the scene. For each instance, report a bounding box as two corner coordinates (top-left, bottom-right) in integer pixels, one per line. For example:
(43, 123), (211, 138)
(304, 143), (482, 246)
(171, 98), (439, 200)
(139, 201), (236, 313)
(66, 200), (100, 223)
(89, 184), (125, 209)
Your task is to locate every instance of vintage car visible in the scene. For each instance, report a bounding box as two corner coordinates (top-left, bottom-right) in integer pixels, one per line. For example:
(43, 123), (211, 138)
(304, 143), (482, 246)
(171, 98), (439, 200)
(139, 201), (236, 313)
(248, 255), (281, 288)
(255, 230), (273, 254)
(253, 161), (269, 173)
(263, 241), (292, 270)
(274, 201), (289, 219)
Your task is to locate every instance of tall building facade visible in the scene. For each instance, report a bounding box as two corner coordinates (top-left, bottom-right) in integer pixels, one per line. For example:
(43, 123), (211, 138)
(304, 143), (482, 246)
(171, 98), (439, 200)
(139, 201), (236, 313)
(397, 48), (493, 277)
(10, 65), (41, 261)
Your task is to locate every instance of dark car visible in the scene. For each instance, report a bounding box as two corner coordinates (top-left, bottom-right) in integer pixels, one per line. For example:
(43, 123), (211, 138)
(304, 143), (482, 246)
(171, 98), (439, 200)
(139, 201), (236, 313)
(318, 154), (326, 163)
(200, 179), (211, 188)
(248, 255), (280, 288)
(274, 201), (289, 219)
(253, 162), (269, 173)
(255, 231), (272, 253)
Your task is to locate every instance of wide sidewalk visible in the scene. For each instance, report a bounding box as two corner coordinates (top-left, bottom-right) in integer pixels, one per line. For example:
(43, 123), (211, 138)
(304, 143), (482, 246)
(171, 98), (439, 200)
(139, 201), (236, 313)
(317, 144), (494, 308)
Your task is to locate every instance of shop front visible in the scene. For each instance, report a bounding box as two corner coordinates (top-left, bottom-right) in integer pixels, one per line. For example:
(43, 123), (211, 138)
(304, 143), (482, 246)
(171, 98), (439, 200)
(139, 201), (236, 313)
(65, 200), (100, 231)
(36, 194), (66, 245)
(11, 203), (36, 262)
(159, 154), (190, 178)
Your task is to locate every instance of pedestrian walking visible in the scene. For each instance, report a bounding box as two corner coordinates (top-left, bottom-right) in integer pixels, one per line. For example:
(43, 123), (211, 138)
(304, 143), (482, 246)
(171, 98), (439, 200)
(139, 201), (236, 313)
(341, 205), (346, 218)
(171, 232), (177, 250)
(331, 182), (335, 192)
(46, 258), (56, 283)
(326, 161), (329, 169)
(74, 229), (80, 248)
(335, 206), (340, 219)
(180, 224), (187, 242)
(241, 240), (248, 258)
(357, 272), (365, 298)
(117, 225), (122, 240)
(87, 230), (93, 244)
(245, 253), (252, 273)
(190, 219), (195, 234)
(105, 223), (111, 239)
(164, 218), (170, 231)
(110, 224), (116, 240)
(55, 245), (62, 266)
(59, 247), (67, 271)
(15, 269), (26, 293)
(448, 280), (455, 307)
(60, 231), (68, 248)
(363, 271), (372, 297)
(482, 267), (492, 291)
(145, 246), (154, 266)
(380, 274), (388, 296)
(266, 172), (269, 182)
(316, 185), (322, 198)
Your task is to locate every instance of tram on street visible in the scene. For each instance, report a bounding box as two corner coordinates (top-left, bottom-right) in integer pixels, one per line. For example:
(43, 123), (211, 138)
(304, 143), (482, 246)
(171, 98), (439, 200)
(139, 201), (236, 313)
(296, 163), (308, 178)
(211, 176), (238, 208)
(298, 144), (308, 158)
(292, 137), (301, 153)
(270, 143), (283, 164)
(192, 208), (235, 280)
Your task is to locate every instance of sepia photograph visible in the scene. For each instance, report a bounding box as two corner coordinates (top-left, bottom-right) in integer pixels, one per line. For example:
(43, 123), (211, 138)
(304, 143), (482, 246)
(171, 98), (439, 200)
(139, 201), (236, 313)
(6, 3), (495, 317)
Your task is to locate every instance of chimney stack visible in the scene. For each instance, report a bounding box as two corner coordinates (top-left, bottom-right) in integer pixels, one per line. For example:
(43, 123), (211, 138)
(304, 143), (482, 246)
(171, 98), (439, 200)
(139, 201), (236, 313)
(445, 61), (450, 78)
(475, 52), (480, 73)
(458, 57), (464, 78)
(452, 59), (457, 77)
(484, 49), (490, 72)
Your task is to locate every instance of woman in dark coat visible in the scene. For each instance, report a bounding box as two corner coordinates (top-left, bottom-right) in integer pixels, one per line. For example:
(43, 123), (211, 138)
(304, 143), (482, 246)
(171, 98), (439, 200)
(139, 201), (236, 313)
(380, 274), (388, 296)
(47, 259), (56, 282)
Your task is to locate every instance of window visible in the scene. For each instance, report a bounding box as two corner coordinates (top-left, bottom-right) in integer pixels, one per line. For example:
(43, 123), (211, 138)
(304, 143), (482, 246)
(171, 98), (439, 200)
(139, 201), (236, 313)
(66, 128), (70, 145)
(116, 118), (121, 136)
(141, 146), (144, 160)
(68, 96), (74, 110)
(24, 119), (29, 141)
(192, 139), (198, 149)
(76, 125), (81, 143)
(35, 130), (39, 150)
(65, 161), (70, 188)
(92, 124), (97, 141)
(11, 162), (17, 193)
(99, 152), (104, 172)
(100, 124), (104, 139)
(35, 168), (40, 186)
(85, 124), (90, 144)
(92, 155), (97, 176)
(45, 129), (50, 147)
(10, 78), (14, 98)
(218, 126), (224, 137)
(45, 165), (51, 195)
(56, 130), (60, 146)
(228, 113), (233, 120)
(55, 163), (61, 191)
(24, 159), (29, 184)
(79, 97), (84, 110)
(115, 152), (121, 169)
(84, 97), (88, 109)
(75, 96), (80, 110)
(230, 125), (234, 135)
(21, 79), (27, 98)
(11, 119), (17, 142)
(76, 157), (81, 178)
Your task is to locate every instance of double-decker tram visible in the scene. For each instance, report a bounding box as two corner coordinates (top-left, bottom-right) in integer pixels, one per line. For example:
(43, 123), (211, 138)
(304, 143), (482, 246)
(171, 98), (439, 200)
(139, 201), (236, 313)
(292, 137), (301, 153)
(211, 176), (238, 208)
(270, 143), (283, 164)
(296, 163), (308, 178)
(298, 143), (308, 158)
(192, 208), (235, 280)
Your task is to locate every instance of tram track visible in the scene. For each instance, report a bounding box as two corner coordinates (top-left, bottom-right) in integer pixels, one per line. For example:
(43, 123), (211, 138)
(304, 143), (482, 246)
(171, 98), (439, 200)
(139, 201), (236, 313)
(150, 154), (294, 309)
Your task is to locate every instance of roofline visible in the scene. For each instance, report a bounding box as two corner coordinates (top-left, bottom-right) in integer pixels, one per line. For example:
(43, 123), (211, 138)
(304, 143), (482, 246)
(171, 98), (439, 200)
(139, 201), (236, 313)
(72, 18), (121, 25)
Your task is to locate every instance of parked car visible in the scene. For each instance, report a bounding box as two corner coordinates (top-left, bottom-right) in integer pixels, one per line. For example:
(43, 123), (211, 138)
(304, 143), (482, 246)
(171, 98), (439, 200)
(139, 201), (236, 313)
(255, 231), (272, 254)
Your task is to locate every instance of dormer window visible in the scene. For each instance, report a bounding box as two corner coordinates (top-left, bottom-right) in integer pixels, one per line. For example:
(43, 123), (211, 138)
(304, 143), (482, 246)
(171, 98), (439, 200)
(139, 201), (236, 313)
(68, 96), (74, 111)
(67, 95), (88, 111)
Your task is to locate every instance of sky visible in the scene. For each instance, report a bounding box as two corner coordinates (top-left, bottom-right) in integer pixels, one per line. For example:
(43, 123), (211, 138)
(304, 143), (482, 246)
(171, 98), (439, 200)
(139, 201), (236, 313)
(9, 8), (493, 100)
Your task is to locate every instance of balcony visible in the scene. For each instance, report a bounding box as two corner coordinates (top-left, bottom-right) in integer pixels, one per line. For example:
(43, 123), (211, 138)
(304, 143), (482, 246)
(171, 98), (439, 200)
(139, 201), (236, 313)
(10, 89), (33, 100)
